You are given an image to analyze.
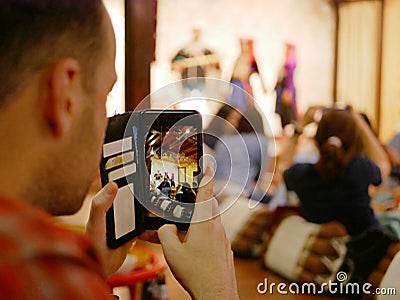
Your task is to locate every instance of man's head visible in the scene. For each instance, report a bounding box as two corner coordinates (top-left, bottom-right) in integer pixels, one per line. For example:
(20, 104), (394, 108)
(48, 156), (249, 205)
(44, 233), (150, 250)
(0, 1), (117, 215)
(0, 0), (109, 107)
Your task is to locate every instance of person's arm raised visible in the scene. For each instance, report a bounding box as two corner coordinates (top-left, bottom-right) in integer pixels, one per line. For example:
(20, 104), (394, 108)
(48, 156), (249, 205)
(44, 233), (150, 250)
(350, 109), (391, 179)
(158, 164), (240, 300)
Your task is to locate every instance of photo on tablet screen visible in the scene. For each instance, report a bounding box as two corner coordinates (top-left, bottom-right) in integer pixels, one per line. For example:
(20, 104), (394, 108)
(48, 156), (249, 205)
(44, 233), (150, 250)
(144, 112), (202, 224)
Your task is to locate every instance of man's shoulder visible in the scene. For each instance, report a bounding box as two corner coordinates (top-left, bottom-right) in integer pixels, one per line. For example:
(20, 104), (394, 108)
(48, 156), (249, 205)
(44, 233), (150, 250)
(348, 155), (378, 169)
(0, 195), (108, 298)
(284, 163), (316, 182)
(0, 195), (100, 270)
(286, 162), (315, 174)
(283, 163), (316, 191)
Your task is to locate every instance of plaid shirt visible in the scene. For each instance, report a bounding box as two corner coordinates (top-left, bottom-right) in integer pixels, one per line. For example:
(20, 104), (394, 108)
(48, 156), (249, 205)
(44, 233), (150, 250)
(0, 195), (113, 299)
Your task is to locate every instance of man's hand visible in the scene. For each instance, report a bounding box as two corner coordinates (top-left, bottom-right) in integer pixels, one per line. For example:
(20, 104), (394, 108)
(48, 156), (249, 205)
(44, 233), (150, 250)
(86, 182), (133, 277)
(158, 164), (239, 300)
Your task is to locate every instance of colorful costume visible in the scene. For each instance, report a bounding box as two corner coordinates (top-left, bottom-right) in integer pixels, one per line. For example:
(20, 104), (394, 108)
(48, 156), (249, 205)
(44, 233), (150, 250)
(228, 39), (260, 111)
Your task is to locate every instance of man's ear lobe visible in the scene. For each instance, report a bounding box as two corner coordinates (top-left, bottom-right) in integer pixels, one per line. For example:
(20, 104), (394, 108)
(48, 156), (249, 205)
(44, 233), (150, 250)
(45, 58), (80, 138)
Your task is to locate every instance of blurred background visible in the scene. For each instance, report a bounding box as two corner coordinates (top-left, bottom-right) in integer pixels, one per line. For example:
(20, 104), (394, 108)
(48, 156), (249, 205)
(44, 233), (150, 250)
(104, 0), (400, 143)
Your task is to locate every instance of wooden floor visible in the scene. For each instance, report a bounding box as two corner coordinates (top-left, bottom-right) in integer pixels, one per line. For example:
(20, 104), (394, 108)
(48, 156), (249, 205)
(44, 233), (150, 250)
(57, 181), (350, 300)
(234, 256), (347, 300)
(132, 241), (348, 300)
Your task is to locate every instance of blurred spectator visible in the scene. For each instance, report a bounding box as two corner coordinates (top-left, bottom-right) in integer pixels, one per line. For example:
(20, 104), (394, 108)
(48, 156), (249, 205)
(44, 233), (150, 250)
(204, 104), (242, 150)
(213, 112), (272, 203)
(175, 182), (196, 204)
(387, 132), (400, 181)
(158, 178), (171, 196)
(283, 108), (390, 236)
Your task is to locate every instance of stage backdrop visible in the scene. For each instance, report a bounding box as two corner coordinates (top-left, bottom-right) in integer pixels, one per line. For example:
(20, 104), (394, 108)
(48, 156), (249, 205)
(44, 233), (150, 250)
(152, 0), (336, 134)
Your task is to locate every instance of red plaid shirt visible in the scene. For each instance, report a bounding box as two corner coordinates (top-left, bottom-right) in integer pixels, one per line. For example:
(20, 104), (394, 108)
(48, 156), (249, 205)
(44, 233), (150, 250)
(0, 195), (113, 299)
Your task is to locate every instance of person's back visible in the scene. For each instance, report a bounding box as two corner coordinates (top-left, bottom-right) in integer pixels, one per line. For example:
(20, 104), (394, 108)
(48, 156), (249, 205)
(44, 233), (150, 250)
(284, 109), (383, 236)
(284, 156), (381, 236)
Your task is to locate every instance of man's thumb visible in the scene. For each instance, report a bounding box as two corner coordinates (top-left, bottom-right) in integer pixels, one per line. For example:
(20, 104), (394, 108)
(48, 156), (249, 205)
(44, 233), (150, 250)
(158, 224), (181, 249)
(88, 182), (118, 224)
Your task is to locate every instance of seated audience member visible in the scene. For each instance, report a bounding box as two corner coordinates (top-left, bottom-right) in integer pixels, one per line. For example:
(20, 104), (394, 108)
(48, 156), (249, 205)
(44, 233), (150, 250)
(0, 2), (239, 299)
(283, 108), (390, 237)
(387, 132), (400, 162)
(387, 132), (400, 180)
(175, 182), (197, 204)
(213, 111), (272, 203)
(158, 178), (171, 196)
(204, 104), (242, 150)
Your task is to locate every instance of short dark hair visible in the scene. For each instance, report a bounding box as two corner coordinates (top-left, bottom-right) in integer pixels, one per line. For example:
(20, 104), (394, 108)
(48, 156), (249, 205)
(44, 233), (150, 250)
(0, 0), (106, 108)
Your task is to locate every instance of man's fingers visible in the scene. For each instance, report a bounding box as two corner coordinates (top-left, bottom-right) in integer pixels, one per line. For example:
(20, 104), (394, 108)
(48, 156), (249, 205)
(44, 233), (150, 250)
(196, 162), (215, 203)
(191, 163), (216, 223)
(87, 182), (118, 231)
(92, 182), (118, 211)
(158, 224), (181, 249)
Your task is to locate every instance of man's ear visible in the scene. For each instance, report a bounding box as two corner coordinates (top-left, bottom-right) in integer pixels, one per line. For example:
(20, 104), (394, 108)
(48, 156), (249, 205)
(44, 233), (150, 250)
(45, 58), (81, 138)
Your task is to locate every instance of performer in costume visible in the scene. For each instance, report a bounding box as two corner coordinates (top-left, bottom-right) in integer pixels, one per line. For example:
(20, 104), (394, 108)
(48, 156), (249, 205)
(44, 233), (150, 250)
(275, 43), (298, 128)
(229, 38), (266, 111)
(171, 27), (220, 92)
(228, 38), (266, 134)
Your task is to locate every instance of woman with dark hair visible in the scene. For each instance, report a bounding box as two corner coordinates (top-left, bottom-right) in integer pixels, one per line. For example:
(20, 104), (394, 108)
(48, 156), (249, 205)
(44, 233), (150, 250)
(283, 108), (390, 236)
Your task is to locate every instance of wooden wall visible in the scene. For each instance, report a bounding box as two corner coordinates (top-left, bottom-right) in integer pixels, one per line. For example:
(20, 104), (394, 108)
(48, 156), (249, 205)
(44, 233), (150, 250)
(335, 0), (400, 141)
(125, 0), (157, 110)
